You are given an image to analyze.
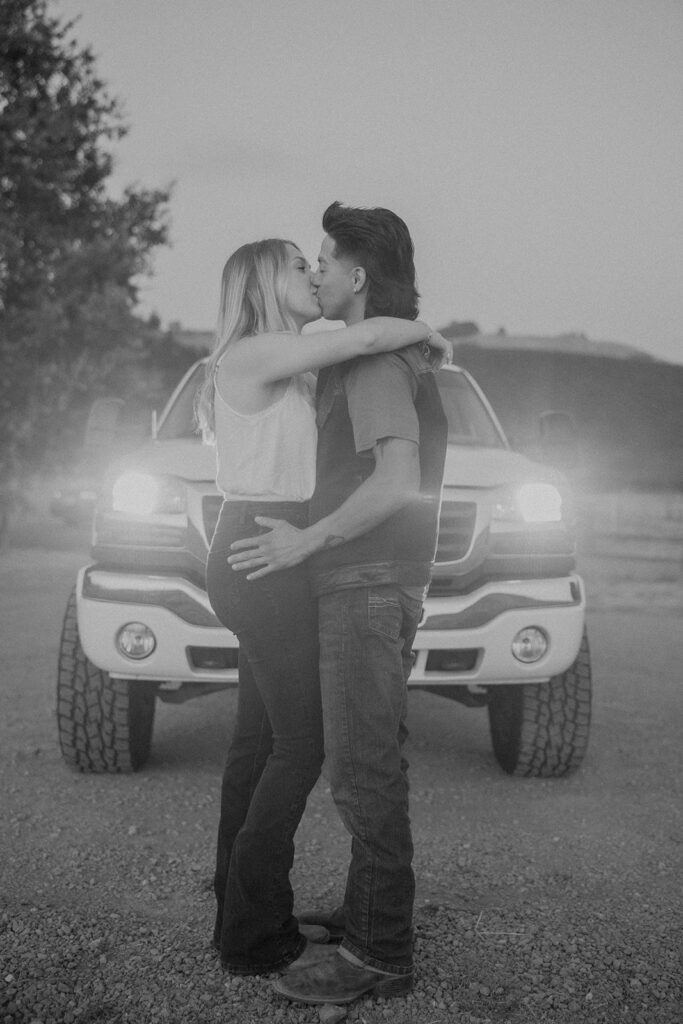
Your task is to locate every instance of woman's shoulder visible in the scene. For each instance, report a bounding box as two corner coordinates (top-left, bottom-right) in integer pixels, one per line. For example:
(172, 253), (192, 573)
(217, 331), (296, 370)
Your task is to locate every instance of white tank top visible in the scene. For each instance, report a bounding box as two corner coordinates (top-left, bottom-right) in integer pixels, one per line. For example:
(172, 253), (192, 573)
(214, 372), (317, 501)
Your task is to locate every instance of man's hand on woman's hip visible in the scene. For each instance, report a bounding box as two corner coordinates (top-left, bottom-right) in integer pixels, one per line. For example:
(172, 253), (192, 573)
(228, 518), (311, 579)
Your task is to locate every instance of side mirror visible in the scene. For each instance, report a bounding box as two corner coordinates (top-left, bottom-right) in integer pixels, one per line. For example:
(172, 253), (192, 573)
(538, 411), (578, 445)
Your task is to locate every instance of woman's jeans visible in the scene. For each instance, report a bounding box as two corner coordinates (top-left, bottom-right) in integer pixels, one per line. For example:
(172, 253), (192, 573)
(206, 500), (324, 974)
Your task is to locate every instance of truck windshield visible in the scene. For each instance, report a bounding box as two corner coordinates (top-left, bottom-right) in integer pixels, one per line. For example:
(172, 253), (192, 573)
(157, 364), (206, 440)
(437, 368), (507, 448)
(157, 362), (507, 450)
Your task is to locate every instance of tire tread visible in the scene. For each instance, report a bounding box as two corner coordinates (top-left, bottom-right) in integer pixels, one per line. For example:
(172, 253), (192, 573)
(56, 588), (155, 773)
(488, 632), (592, 777)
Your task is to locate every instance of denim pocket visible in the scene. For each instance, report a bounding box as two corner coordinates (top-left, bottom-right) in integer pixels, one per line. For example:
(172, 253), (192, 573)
(367, 588), (402, 641)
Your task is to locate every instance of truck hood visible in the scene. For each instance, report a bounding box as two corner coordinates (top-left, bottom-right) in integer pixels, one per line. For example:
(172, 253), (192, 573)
(114, 438), (216, 482)
(443, 445), (564, 489)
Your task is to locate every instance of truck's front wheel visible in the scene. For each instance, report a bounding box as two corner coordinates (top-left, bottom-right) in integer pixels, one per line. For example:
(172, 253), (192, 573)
(57, 589), (156, 772)
(487, 632), (592, 777)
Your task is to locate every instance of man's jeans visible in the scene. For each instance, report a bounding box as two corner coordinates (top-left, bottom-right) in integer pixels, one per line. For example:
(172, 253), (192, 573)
(206, 500), (324, 973)
(317, 584), (423, 976)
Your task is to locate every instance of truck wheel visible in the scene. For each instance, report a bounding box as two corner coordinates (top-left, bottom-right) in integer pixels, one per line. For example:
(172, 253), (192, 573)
(56, 588), (156, 773)
(487, 631), (592, 777)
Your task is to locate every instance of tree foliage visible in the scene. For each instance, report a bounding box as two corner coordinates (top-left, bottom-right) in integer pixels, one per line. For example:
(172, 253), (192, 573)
(0, 0), (171, 497)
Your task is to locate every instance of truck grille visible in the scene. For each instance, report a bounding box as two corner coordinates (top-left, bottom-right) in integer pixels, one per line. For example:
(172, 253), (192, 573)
(203, 496), (478, 563)
(435, 500), (477, 564)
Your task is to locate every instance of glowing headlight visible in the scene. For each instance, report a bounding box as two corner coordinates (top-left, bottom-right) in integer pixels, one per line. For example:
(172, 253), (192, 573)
(111, 472), (185, 516)
(516, 483), (563, 523)
(494, 483), (563, 524)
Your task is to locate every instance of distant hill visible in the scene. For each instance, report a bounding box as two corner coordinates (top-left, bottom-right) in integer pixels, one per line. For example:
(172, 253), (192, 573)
(439, 324), (655, 362)
(450, 343), (683, 491)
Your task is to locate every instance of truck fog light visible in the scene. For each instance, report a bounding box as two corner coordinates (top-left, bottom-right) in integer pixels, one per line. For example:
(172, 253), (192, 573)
(511, 627), (548, 663)
(117, 622), (156, 660)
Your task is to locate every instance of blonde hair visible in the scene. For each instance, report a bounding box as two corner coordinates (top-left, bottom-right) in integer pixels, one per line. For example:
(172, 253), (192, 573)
(195, 238), (300, 441)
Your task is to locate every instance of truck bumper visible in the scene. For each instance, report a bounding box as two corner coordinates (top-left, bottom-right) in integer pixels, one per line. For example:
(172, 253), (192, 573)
(76, 566), (240, 685)
(76, 566), (585, 689)
(413, 574), (586, 686)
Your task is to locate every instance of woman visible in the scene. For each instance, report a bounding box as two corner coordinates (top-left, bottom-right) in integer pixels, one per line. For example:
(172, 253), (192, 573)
(196, 238), (449, 976)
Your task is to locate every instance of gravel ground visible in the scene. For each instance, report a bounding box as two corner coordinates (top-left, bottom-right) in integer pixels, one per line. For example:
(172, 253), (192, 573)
(2, 816), (681, 1024)
(3, 754), (681, 1024)
(1, 509), (682, 1024)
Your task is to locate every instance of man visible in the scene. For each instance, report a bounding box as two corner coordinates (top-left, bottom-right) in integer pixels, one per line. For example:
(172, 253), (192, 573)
(228, 201), (448, 1005)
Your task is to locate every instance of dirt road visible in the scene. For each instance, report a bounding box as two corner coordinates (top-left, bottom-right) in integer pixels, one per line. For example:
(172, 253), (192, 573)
(1, 508), (681, 1023)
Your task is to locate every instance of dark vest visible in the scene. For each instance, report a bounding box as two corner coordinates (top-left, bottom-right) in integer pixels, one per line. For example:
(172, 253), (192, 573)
(308, 346), (448, 595)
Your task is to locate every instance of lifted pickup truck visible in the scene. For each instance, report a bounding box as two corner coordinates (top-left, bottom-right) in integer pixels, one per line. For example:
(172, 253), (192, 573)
(57, 360), (591, 777)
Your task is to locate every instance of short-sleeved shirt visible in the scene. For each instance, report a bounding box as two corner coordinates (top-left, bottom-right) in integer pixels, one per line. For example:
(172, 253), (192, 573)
(345, 353), (420, 455)
(308, 344), (448, 594)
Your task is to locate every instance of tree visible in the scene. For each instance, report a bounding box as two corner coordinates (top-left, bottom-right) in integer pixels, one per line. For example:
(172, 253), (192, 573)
(0, 0), (171, 524)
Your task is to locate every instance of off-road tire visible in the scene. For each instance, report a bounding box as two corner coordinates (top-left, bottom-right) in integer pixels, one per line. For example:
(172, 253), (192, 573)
(487, 631), (592, 777)
(57, 588), (156, 772)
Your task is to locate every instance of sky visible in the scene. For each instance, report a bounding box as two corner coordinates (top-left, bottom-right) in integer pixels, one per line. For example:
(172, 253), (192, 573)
(51, 0), (683, 363)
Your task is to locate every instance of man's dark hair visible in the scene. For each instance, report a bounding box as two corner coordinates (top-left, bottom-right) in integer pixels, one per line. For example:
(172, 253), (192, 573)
(322, 201), (420, 320)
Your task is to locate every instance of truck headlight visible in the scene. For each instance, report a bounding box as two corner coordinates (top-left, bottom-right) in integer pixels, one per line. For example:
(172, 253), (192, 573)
(111, 472), (186, 516)
(494, 483), (563, 524)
